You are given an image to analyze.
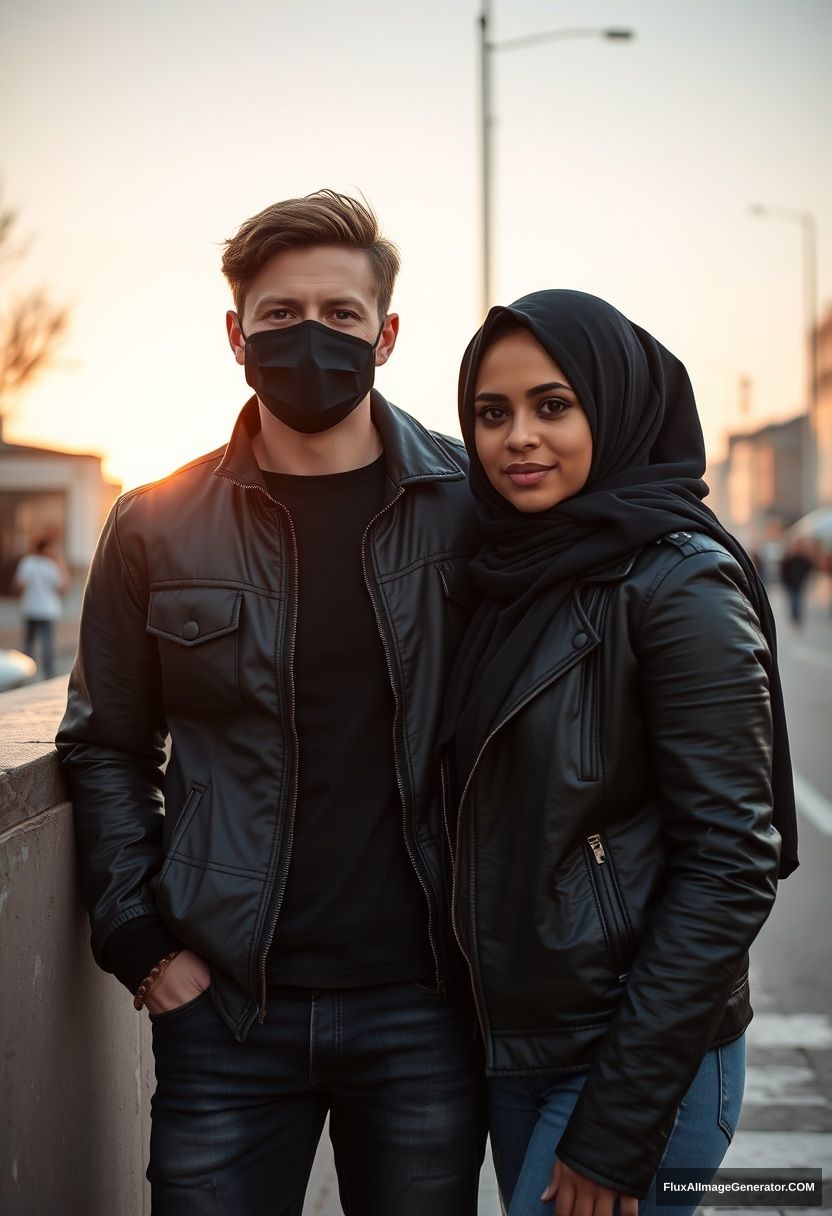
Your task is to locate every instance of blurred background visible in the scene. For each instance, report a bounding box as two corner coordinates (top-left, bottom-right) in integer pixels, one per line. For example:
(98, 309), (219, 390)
(2, 0), (831, 603)
(0, 0), (830, 1209)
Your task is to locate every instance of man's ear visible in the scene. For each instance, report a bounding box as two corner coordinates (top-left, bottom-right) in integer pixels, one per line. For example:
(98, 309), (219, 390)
(375, 313), (399, 367)
(226, 311), (246, 365)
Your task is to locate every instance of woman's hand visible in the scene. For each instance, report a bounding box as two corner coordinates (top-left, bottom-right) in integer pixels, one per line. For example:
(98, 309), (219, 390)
(143, 949), (211, 1016)
(541, 1159), (638, 1216)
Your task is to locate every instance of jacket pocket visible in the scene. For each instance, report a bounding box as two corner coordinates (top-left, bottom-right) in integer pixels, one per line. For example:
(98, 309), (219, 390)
(436, 558), (477, 649)
(584, 833), (634, 979)
(578, 646), (601, 782)
(147, 585), (243, 716)
(159, 781), (206, 884)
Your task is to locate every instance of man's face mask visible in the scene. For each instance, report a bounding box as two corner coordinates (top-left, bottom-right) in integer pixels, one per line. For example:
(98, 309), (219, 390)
(241, 319), (383, 434)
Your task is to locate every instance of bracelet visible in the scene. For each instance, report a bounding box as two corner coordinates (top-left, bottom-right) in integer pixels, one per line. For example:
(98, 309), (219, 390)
(133, 950), (180, 1011)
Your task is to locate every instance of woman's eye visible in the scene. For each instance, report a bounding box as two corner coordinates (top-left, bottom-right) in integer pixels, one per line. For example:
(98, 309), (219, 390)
(539, 397), (570, 417)
(476, 406), (508, 424)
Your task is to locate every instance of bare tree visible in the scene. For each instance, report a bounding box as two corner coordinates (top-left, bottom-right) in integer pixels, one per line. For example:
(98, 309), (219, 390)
(0, 191), (69, 412)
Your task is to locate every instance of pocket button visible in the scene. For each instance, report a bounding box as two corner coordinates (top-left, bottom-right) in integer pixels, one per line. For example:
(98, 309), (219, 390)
(182, 620), (200, 640)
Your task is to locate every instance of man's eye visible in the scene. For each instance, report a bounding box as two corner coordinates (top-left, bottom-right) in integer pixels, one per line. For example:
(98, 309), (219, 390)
(265, 308), (291, 320)
(333, 310), (359, 321)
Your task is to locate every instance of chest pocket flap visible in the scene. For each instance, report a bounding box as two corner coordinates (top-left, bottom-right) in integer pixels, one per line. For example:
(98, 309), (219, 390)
(147, 586), (242, 646)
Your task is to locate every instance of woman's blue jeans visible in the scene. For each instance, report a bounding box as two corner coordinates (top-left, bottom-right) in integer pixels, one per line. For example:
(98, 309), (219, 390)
(488, 1033), (746, 1216)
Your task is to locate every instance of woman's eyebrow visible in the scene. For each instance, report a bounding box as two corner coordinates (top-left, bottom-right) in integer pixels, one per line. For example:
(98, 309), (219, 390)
(474, 392), (509, 403)
(526, 381), (572, 397)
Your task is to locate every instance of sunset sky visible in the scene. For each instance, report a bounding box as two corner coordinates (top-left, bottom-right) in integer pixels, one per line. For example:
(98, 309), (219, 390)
(3, 0), (831, 492)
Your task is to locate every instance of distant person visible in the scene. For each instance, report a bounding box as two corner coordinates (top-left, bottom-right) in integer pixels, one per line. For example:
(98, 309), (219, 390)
(56, 190), (485, 1214)
(780, 542), (814, 626)
(12, 538), (68, 679)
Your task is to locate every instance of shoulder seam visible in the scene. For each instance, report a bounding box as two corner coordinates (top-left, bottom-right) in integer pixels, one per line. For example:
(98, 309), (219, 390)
(118, 447), (225, 503)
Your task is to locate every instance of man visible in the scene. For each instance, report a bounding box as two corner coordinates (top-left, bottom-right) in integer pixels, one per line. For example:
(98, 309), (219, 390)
(13, 537), (69, 679)
(56, 190), (484, 1214)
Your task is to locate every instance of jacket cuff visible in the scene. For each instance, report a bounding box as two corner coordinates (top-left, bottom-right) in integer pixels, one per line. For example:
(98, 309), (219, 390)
(556, 1142), (647, 1200)
(101, 915), (183, 994)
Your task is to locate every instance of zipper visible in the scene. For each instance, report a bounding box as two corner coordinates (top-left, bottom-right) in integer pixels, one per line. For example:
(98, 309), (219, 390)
(361, 488), (442, 991)
(214, 469), (301, 1021)
(448, 680), (561, 1042)
(441, 756), (487, 1037)
(585, 831), (632, 978)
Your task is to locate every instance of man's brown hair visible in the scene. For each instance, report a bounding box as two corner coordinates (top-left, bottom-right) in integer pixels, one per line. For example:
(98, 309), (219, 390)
(221, 189), (400, 323)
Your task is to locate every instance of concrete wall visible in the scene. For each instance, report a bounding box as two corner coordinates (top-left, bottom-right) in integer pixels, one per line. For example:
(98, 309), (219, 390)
(0, 678), (151, 1216)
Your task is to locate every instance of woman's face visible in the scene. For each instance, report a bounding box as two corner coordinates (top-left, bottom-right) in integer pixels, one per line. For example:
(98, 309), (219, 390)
(473, 328), (593, 513)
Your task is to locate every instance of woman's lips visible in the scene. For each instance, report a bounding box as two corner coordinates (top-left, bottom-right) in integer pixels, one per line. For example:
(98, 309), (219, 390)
(504, 463), (556, 487)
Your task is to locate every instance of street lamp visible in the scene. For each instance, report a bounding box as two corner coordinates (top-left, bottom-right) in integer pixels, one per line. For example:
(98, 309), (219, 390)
(479, 4), (634, 316)
(748, 203), (819, 513)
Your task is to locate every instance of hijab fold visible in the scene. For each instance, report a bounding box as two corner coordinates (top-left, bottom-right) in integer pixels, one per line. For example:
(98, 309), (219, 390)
(441, 290), (797, 879)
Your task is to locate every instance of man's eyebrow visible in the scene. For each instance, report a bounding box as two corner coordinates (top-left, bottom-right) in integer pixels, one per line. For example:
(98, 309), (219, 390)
(321, 296), (369, 311)
(250, 295), (369, 312)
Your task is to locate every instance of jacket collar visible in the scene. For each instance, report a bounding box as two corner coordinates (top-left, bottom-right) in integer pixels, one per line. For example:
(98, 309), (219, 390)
(580, 551), (638, 584)
(214, 392), (465, 490)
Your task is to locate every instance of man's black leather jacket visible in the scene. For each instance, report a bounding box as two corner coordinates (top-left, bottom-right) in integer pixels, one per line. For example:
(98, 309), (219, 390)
(56, 394), (479, 1040)
(445, 531), (781, 1197)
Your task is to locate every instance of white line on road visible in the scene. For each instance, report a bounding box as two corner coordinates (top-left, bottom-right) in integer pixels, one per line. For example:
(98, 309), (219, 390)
(748, 1013), (832, 1050)
(722, 1130), (832, 1170)
(786, 642), (832, 670)
(793, 771), (832, 836)
(744, 1064), (829, 1106)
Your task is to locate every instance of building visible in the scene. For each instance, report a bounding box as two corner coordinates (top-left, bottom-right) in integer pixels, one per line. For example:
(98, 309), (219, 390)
(708, 414), (805, 547)
(815, 306), (832, 508)
(0, 417), (120, 594)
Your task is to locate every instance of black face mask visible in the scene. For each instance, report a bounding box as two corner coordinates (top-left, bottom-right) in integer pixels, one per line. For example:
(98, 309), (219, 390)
(241, 319), (382, 434)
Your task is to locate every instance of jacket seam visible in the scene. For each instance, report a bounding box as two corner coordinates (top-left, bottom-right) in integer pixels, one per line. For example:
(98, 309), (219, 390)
(173, 852), (268, 881)
(95, 902), (161, 955)
(377, 549), (475, 583)
(113, 499), (144, 606)
(493, 1019), (615, 1035)
(148, 577), (285, 599)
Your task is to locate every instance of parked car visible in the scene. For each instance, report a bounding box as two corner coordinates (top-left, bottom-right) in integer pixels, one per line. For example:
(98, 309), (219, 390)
(0, 649), (37, 693)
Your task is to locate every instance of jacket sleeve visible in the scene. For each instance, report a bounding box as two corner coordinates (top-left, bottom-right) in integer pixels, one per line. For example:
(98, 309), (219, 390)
(55, 499), (181, 992)
(556, 546), (781, 1196)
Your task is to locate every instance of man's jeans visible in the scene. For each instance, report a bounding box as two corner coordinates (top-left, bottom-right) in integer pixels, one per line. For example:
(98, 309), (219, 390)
(148, 979), (487, 1215)
(488, 1034), (746, 1216)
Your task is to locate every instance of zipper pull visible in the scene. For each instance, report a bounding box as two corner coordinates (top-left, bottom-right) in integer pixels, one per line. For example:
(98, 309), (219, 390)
(587, 834), (606, 864)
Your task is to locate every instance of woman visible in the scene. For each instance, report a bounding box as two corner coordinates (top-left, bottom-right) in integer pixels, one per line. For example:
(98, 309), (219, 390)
(440, 290), (797, 1216)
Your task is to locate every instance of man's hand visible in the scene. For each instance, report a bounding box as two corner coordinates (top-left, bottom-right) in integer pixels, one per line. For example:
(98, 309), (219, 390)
(143, 948), (211, 1016)
(541, 1158), (638, 1216)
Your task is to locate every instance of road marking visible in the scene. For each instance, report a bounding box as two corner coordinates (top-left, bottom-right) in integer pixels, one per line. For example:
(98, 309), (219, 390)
(793, 772), (832, 836)
(744, 1064), (828, 1106)
(748, 1013), (832, 1049)
(786, 642), (832, 670)
(479, 1143), (502, 1210)
(722, 1130), (832, 1170)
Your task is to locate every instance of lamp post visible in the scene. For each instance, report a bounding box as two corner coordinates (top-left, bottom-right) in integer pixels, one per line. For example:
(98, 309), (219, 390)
(479, 6), (634, 316)
(748, 203), (819, 513)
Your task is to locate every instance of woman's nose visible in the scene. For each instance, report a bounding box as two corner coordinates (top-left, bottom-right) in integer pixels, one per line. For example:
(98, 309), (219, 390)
(506, 420), (540, 450)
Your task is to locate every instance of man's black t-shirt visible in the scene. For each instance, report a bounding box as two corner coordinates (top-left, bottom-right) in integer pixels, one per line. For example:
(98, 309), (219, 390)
(262, 454), (431, 987)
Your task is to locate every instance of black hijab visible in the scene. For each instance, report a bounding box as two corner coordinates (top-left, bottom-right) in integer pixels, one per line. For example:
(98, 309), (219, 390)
(442, 289), (797, 879)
